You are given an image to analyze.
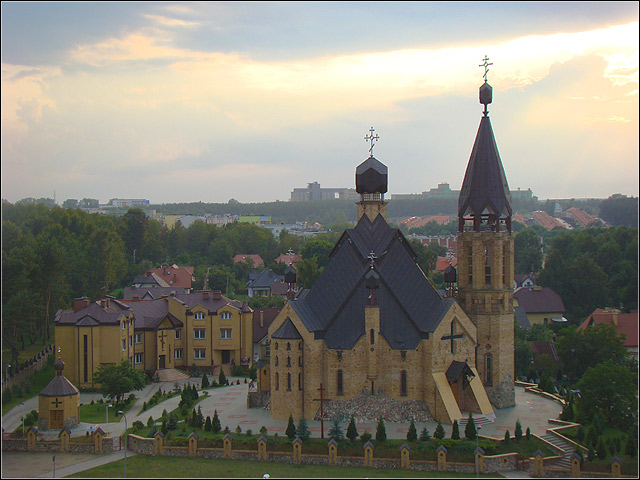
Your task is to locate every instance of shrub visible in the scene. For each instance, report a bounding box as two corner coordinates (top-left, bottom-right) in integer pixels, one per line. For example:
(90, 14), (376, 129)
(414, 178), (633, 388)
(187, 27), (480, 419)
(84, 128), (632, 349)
(504, 430), (510, 444)
(260, 426), (268, 436)
(515, 420), (522, 442)
(329, 418), (344, 441)
(235, 425), (242, 435)
(587, 445), (595, 461)
(360, 432), (372, 443)
(346, 415), (358, 442)
(218, 368), (227, 386)
(285, 414), (297, 439)
(2, 388), (12, 403)
(232, 365), (244, 376)
(596, 438), (606, 460)
(212, 410), (221, 433)
(419, 426), (431, 442)
(526, 427), (531, 441)
(586, 425), (598, 447)
(297, 417), (311, 442)
(147, 416), (154, 428)
(205, 416), (212, 432)
(464, 412), (477, 440)
(451, 420), (459, 440)
(608, 438), (616, 456)
(133, 420), (144, 430)
(625, 434), (637, 457)
(434, 421), (445, 440)
(375, 417), (387, 442)
(593, 410), (606, 435)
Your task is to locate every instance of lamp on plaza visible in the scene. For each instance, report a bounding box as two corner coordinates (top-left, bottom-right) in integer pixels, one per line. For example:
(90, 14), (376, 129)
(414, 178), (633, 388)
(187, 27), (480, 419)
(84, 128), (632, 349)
(19, 402), (25, 436)
(118, 410), (127, 478)
(6, 363), (10, 382)
(106, 403), (112, 424)
(476, 425), (482, 479)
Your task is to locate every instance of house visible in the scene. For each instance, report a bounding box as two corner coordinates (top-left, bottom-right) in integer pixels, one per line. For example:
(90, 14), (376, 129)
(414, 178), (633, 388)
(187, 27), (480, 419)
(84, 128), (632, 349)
(145, 264), (194, 290)
(55, 291), (254, 387)
(233, 254), (265, 269)
(514, 273), (536, 290)
(252, 307), (281, 363)
(274, 253), (303, 265)
(578, 308), (638, 357)
(513, 286), (567, 326)
(246, 269), (284, 297)
(123, 273), (189, 300)
(435, 256), (457, 273)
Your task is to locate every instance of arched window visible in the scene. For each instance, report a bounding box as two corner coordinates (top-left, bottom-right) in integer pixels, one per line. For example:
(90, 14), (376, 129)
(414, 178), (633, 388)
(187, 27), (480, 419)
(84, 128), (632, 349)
(275, 342), (279, 351)
(401, 370), (408, 396)
(275, 372), (279, 391)
(287, 356), (291, 367)
(287, 373), (291, 391)
(485, 353), (493, 386)
(286, 342), (291, 351)
(298, 372), (303, 391)
(298, 356), (302, 367)
(337, 370), (343, 396)
(370, 329), (375, 344)
(485, 245), (491, 285)
(298, 342), (302, 350)
(275, 356), (279, 367)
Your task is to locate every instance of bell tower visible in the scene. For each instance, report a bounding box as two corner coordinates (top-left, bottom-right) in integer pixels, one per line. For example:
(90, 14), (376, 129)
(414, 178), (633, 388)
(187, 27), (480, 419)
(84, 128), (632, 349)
(456, 57), (515, 408)
(356, 127), (388, 222)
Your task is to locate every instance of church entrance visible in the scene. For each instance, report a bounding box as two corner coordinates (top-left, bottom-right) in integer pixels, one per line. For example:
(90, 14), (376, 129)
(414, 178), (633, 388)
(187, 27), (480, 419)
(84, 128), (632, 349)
(50, 410), (64, 430)
(445, 361), (475, 412)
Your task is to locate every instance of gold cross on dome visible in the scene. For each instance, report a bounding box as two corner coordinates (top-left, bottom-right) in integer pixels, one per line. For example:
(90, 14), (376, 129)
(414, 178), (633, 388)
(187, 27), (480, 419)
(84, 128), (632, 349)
(479, 55), (493, 82)
(364, 127), (380, 156)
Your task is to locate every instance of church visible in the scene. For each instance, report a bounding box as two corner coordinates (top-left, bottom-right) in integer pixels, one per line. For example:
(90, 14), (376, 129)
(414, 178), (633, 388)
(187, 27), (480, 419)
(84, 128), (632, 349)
(265, 70), (516, 425)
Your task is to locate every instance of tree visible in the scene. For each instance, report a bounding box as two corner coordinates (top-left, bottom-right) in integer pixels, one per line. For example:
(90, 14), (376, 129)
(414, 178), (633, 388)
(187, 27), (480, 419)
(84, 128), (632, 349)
(201, 372), (210, 389)
(451, 420), (460, 440)
(434, 421), (445, 440)
(419, 426), (431, 442)
(300, 239), (333, 269)
(204, 416), (212, 432)
(218, 367), (228, 386)
(465, 412), (477, 440)
(514, 420), (523, 442)
(514, 229), (543, 274)
(329, 418), (344, 441)
(504, 430), (510, 444)
(286, 414), (297, 439)
(375, 416), (387, 442)
(346, 415), (359, 442)
(407, 419), (418, 441)
(526, 427), (531, 441)
(167, 414), (177, 431)
(92, 360), (145, 406)
(212, 410), (221, 433)
(297, 417), (310, 442)
(596, 438), (607, 460)
(576, 360), (637, 430)
(625, 434), (637, 457)
(296, 256), (322, 289)
(599, 194), (638, 227)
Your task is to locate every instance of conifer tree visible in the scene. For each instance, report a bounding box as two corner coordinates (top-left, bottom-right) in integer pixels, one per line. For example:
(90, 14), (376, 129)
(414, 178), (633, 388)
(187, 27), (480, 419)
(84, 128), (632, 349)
(526, 427), (531, 441)
(465, 412), (477, 440)
(375, 416), (387, 442)
(625, 434), (636, 457)
(596, 438), (607, 460)
(434, 421), (445, 440)
(297, 417), (311, 441)
(587, 445), (595, 462)
(286, 414), (297, 439)
(586, 424), (598, 447)
(515, 420), (523, 442)
(407, 419), (418, 441)
(202, 372), (210, 389)
(329, 418), (345, 441)
(346, 415), (359, 442)
(204, 416), (212, 432)
(504, 430), (510, 444)
(147, 415), (154, 428)
(197, 406), (204, 428)
(167, 414), (177, 431)
(212, 410), (221, 433)
(191, 408), (198, 427)
(451, 420), (460, 440)
(161, 419), (168, 435)
(219, 367), (227, 386)
(419, 426), (431, 442)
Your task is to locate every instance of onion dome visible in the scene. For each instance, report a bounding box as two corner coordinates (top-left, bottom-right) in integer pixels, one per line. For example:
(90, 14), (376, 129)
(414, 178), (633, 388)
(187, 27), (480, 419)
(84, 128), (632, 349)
(54, 358), (65, 375)
(355, 156), (388, 195)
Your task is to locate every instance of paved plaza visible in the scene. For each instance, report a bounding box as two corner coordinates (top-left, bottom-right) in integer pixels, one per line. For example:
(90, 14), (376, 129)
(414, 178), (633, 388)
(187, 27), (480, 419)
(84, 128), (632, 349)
(2, 378), (558, 477)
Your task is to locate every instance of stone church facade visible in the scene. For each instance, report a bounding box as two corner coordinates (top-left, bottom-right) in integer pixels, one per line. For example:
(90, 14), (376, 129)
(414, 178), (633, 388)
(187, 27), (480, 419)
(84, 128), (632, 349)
(266, 78), (516, 425)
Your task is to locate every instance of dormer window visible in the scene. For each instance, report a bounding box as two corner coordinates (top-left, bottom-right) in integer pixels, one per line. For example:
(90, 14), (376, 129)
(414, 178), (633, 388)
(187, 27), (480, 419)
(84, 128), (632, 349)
(220, 312), (232, 320)
(194, 312), (205, 321)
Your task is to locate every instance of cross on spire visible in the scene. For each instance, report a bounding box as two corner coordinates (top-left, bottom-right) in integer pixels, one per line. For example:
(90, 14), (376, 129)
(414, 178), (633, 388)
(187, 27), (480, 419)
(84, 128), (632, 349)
(364, 127), (380, 156)
(479, 55), (493, 82)
(287, 248), (295, 266)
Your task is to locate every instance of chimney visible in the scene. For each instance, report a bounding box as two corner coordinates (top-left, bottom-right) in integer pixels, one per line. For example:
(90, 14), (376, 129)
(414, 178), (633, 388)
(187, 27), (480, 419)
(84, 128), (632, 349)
(260, 310), (264, 328)
(99, 298), (110, 309)
(202, 291), (209, 300)
(132, 294), (140, 302)
(170, 290), (176, 296)
(73, 297), (91, 312)
(212, 290), (222, 300)
(612, 310), (619, 326)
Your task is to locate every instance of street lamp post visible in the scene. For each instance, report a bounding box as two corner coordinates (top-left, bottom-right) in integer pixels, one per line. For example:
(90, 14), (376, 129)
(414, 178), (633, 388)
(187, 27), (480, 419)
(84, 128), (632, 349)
(106, 404), (112, 424)
(118, 410), (127, 478)
(19, 402), (25, 436)
(476, 425), (482, 478)
(5, 363), (10, 384)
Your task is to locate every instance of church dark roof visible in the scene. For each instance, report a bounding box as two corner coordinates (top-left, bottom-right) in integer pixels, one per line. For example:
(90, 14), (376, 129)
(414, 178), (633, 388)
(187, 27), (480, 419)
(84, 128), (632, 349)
(458, 114), (512, 220)
(40, 361), (79, 398)
(355, 156), (388, 194)
(289, 214), (454, 350)
(272, 318), (302, 339)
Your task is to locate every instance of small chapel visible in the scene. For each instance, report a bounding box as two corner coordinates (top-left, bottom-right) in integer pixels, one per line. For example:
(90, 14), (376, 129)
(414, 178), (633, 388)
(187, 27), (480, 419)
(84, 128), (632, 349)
(265, 63), (516, 425)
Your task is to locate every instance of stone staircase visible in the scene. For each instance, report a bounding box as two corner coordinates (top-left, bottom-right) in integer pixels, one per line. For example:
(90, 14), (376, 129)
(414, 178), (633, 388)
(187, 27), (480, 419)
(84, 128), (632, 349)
(155, 368), (190, 382)
(541, 430), (575, 469)
(458, 413), (496, 429)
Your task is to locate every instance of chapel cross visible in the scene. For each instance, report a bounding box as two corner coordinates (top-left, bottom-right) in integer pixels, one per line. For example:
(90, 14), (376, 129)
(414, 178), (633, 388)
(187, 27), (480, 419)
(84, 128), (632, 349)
(52, 397), (62, 408)
(158, 330), (167, 348)
(312, 382), (331, 439)
(367, 250), (377, 269)
(364, 127), (380, 156)
(479, 55), (493, 82)
(287, 248), (295, 266)
(441, 321), (463, 354)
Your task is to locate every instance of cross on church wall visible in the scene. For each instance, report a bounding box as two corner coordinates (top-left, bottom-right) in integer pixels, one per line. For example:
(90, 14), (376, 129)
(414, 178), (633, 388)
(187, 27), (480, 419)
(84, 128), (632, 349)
(158, 330), (168, 348)
(441, 321), (463, 354)
(52, 397), (62, 408)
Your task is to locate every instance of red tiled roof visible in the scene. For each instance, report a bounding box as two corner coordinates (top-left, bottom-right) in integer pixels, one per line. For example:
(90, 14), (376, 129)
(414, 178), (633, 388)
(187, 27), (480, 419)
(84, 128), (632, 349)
(566, 207), (596, 227)
(578, 308), (638, 349)
(435, 256), (457, 273)
(532, 211), (563, 230)
(514, 287), (565, 314)
(233, 254), (265, 268)
(400, 215), (451, 229)
(146, 265), (194, 289)
(274, 253), (303, 264)
(529, 341), (560, 362)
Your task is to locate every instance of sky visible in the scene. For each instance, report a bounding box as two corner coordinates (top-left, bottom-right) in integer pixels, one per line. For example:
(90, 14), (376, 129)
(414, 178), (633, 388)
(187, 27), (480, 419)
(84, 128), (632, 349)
(1, 1), (638, 205)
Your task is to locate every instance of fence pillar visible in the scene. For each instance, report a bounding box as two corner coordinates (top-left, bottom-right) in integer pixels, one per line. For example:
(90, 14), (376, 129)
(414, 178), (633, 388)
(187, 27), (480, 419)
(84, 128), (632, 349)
(363, 441), (374, 468)
(474, 447), (485, 474)
(223, 434), (232, 458)
(257, 435), (267, 461)
(188, 432), (198, 457)
(533, 449), (544, 477)
(400, 443), (410, 469)
(610, 456), (622, 478)
(570, 452), (581, 478)
(153, 431), (164, 456)
(59, 427), (71, 452)
(436, 445), (447, 472)
(328, 439), (338, 465)
(27, 427), (38, 451)
(292, 437), (302, 464)
(93, 426), (105, 454)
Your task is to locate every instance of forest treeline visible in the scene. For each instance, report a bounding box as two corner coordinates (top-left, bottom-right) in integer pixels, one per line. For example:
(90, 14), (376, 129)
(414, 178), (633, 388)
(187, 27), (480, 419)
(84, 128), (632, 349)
(2, 197), (637, 364)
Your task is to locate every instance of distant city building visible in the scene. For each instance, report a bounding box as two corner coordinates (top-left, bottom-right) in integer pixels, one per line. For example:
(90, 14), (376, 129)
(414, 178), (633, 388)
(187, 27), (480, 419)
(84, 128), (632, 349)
(107, 198), (150, 208)
(406, 234), (458, 256)
(392, 183), (535, 202)
(264, 222), (327, 237)
(238, 215), (271, 225)
(291, 182), (359, 202)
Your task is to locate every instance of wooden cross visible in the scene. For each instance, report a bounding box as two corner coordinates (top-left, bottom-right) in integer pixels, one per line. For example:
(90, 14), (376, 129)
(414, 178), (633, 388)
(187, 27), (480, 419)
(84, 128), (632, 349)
(52, 397), (62, 408)
(364, 127), (380, 156)
(313, 383), (331, 439)
(479, 55), (493, 82)
(158, 330), (167, 348)
(441, 321), (463, 354)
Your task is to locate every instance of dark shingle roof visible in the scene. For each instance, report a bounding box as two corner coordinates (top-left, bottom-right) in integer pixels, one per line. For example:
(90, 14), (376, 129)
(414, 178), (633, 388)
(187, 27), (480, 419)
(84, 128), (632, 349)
(253, 308), (282, 343)
(247, 269), (284, 289)
(54, 300), (129, 326)
(289, 214), (453, 349)
(40, 375), (79, 397)
(272, 318), (302, 339)
(514, 287), (565, 314)
(458, 115), (512, 219)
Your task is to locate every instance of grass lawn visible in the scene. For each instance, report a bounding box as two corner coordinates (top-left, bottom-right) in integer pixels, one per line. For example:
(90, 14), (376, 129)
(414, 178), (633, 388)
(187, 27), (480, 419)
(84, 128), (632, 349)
(79, 401), (135, 424)
(68, 455), (502, 478)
